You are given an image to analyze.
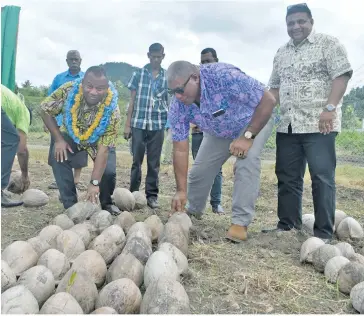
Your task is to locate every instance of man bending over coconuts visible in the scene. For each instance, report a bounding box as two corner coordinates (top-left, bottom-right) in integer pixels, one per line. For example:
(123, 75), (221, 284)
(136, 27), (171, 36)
(40, 66), (121, 215)
(167, 61), (276, 243)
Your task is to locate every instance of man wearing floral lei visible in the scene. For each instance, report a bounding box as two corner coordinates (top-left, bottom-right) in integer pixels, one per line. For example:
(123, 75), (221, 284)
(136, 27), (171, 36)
(40, 66), (121, 215)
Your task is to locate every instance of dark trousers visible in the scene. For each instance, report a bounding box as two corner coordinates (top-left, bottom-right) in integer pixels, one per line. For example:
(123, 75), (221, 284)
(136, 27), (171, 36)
(52, 133), (116, 209)
(130, 128), (164, 199)
(276, 127), (337, 239)
(1, 109), (19, 189)
(191, 132), (222, 207)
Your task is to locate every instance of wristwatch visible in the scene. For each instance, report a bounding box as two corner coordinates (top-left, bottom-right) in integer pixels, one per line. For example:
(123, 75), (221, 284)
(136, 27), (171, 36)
(244, 130), (256, 140)
(90, 180), (99, 186)
(325, 104), (336, 112)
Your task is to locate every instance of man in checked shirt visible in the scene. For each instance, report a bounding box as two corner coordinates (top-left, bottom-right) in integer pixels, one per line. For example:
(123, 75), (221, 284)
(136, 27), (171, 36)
(124, 43), (168, 210)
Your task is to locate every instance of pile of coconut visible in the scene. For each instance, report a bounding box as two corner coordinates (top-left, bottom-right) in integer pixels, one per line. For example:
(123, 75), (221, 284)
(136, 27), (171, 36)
(300, 210), (364, 313)
(1, 188), (192, 314)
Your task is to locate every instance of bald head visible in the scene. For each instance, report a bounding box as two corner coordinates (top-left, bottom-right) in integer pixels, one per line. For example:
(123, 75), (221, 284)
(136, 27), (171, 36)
(66, 50), (82, 74)
(167, 61), (199, 85)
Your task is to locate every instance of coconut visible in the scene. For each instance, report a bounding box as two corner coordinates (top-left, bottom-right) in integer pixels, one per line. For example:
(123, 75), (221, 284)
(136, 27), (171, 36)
(144, 251), (179, 289)
(1, 241), (38, 276)
(300, 237), (325, 263)
(106, 253), (144, 287)
(360, 247), (364, 256)
(88, 234), (122, 265)
(1, 285), (39, 314)
(140, 276), (190, 314)
(351, 253), (364, 265)
(38, 225), (63, 248)
(132, 191), (147, 209)
(334, 242), (355, 259)
(158, 242), (188, 275)
(158, 221), (189, 256)
(127, 222), (152, 244)
(71, 250), (107, 288)
(40, 292), (83, 314)
(69, 223), (92, 248)
(101, 225), (126, 248)
(17, 265), (55, 306)
(337, 262), (364, 294)
(336, 217), (364, 241)
(168, 212), (193, 237)
(122, 237), (153, 265)
(312, 244), (342, 272)
(91, 307), (118, 314)
(144, 215), (164, 243)
(55, 230), (85, 261)
(66, 201), (101, 224)
(114, 211), (136, 234)
(82, 221), (99, 240)
(350, 281), (364, 313)
(1, 260), (16, 293)
(27, 237), (51, 257)
(113, 188), (136, 212)
(324, 256), (350, 283)
(335, 210), (348, 230)
(90, 211), (113, 233)
(6, 170), (23, 194)
(22, 188), (49, 207)
(56, 268), (98, 314)
(302, 214), (315, 235)
(96, 278), (142, 314)
(51, 214), (74, 230)
(37, 249), (70, 282)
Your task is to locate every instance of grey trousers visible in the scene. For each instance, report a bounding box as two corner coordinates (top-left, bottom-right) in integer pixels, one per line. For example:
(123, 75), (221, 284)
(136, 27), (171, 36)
(187, 117), (274, 226)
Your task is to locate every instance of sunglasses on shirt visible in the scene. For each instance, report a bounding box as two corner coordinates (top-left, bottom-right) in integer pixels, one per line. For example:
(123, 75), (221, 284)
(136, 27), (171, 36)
(168, 75), (192, 96)
(287, 2), (308, 11)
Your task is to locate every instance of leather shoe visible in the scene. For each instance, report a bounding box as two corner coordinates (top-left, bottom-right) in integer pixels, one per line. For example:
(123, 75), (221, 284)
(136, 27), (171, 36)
(1, 190), (23, 208)
(226, 224), (248, 243)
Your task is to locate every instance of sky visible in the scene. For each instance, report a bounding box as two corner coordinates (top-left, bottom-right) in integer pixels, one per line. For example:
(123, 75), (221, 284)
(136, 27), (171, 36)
(2, 0), (364, 91)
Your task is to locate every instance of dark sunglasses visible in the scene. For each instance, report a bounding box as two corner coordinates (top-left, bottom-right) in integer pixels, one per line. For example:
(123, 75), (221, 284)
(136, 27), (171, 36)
(168, 75), (192, 96)
(287, 2), (307, 10)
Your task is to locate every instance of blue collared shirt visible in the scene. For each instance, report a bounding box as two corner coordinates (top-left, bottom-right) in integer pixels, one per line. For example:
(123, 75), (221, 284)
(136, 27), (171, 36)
(48, 70), (84, 126)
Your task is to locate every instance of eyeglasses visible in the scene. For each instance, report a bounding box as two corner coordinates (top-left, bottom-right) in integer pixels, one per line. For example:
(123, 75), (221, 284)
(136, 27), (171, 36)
(287, 2), (307, 11)
(168, 75), (192, 96)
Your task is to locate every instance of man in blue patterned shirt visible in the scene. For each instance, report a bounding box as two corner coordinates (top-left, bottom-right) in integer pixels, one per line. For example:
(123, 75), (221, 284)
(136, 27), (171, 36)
(125, 43), (168, 209)
(46, 50), (88, 190)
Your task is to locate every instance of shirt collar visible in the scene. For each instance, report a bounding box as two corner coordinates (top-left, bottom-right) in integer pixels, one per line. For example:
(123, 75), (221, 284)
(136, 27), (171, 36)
(143, 63), (164, 76)
(66, 69), (82, 77)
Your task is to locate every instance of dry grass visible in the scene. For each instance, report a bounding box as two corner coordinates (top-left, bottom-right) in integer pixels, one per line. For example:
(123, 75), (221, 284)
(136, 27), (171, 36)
(2, 147), (363, 314)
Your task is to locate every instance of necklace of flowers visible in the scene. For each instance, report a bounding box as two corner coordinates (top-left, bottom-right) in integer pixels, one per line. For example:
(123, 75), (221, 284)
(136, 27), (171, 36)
(64, 79), (118, 144)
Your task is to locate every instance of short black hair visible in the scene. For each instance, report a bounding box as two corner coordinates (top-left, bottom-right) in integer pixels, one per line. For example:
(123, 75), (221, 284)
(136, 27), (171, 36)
(84, 66), (107, 79)
(149, 43), (164, 53)
(286, 3), (312, 19)
(201, 48), (217, 59)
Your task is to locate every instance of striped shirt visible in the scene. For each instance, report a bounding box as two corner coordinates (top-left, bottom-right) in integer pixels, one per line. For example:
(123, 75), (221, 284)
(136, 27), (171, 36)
(126, 64), (168, 131)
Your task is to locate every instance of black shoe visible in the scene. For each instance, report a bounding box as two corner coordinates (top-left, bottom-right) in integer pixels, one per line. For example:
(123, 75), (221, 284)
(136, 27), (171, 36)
(1, 190), (23, 208)
(147, 197), (159, 209)
(261, 227), (286, 233)
(103, 204), (121, 216)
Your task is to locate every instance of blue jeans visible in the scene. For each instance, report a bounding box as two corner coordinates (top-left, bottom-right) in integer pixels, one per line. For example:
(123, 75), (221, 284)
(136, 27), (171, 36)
(191, 132), (222, 207)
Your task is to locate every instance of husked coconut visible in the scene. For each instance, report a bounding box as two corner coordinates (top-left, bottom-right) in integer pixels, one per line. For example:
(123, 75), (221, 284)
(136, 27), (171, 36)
(337, 262), (364, 294)
(56, 230), (85, 261)
(312, 244), (342, 272)
(37, 249), (70, 281)
(1, 260), (16, 292)
(38, 225), (63, 248)
(360, 247), (364, 256)
(6, 170), (23, 194)
(90, 211), (113, 233)
(300, 237), (325, 263)
(302, 214), (315, 235)
(91, 307), (117, 314)
(40, 292), (83, 314)
(127, 222), (152, 244)
(144, 215), (164, 242)
(83, 221), (99, 239)
(57, 268), (98, 314)
(351, 253), (364, 265)
(51, 214), (74, 230)
(17, 265), (55, 306)
(114, 211), (136, 234)
(132, 191), (147, 209)
(72, 250), (107, 288)
(101, 225), (126, 248)
(335, 210), (348, 229)
(106, 253), (144, 287)
(69, 223), (92, 247)
(1, 285), (39, 314)
(140, 276), (190, 314)
(144, 251), (179, 288)
(66, 201), (100, 224)
(23, 189), (49, 207)
(113, 188), (136, 211)
(336, 217), (364, 240)
(95, 278), (142, 314)
(168, 212), (192, 237)
(350, 281), (364, 313)
(158, 221), (189, 256)
(158, 242), (188, 275)
(122, 237), (152, 265)
(27, 236), (51, 257)
(2, 241), (38, 276)
(88, 234), (122, 264)
(334, 242), (355, 259)
(324, 256), (350, 283)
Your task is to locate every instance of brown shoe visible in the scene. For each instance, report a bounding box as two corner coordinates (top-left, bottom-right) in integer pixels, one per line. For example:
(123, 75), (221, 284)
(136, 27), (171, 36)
(226, 224), (248, 243)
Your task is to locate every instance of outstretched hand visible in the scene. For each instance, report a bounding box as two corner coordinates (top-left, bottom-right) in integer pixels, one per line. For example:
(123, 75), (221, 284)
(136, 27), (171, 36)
(170, 191), (187, 215)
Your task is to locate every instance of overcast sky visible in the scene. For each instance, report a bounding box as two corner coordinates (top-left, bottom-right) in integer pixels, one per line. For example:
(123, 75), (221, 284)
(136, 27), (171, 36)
(3, 0), (364, 91)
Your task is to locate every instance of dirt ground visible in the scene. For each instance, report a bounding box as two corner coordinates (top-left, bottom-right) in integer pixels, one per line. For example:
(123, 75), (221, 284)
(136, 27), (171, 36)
(2, 147), (363, 314)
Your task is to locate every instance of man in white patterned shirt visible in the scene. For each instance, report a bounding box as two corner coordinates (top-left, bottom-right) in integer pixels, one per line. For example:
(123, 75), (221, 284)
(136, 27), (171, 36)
(263, 3), (353, 241)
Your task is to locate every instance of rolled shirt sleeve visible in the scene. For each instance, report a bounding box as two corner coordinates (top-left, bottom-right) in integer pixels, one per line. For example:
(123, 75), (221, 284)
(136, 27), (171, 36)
(41, 81), (74, 117)
(268, 53), (281, 89)
(126, 70), (140, 91)
(324, 38), (353, 80)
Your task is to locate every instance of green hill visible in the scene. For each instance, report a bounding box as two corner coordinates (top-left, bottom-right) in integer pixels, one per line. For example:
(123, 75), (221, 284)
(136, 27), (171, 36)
(101, 62), (139, 85)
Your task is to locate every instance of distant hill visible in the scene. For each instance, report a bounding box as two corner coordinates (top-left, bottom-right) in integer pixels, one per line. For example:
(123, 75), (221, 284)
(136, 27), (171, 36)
(101, 62), (139, 85)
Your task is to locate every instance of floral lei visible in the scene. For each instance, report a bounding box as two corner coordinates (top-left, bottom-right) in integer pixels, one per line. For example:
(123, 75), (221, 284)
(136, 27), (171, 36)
(64, 78), (118, 144)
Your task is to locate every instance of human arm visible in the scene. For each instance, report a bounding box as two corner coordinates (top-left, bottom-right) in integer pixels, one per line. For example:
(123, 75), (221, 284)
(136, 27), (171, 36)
(16, 130), (30, 191)
(124, 90), (136, 139)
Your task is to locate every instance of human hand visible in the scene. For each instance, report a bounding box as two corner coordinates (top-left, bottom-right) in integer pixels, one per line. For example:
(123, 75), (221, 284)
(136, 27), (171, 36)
(124, 125), (131, 140)
(43, 124), (49, 133)
(85, 184), (100, 204)
(54, 139), (74, 162)
(170, 191), (187, 214)
(229, 136), (253, 158)
(19, 174), (30, 192)
(319, 110), (336, 135)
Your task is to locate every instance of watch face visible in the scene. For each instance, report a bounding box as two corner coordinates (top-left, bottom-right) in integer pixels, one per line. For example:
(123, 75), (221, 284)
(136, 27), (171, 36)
(244, 131), (252, 139)
(326, 104), (335, 111)
(91, 180), (99, 186)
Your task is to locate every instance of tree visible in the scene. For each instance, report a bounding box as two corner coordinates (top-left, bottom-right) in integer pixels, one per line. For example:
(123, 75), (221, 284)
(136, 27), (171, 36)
(342, 104), (361, 130)
(21, 80), (32, 88)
